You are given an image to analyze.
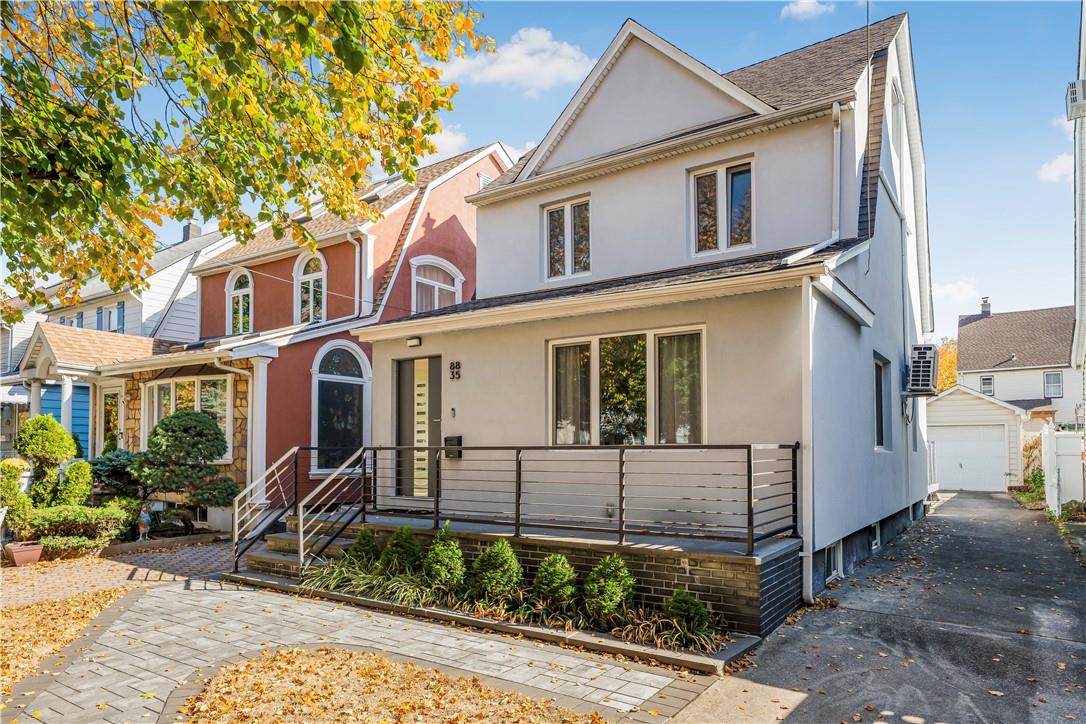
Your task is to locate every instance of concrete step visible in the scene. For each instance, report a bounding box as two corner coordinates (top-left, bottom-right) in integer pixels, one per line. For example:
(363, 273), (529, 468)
(284, 512), (367, 538)
(264, 531), (350, 558)
(242, 548), (307, 579)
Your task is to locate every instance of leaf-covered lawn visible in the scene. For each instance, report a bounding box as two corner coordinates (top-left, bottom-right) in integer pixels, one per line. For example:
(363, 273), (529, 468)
(184, 647), (604, 723)
(0, 587), (129, 695)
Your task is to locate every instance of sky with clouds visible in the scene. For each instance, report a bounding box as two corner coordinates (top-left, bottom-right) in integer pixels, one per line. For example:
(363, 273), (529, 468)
(152, 1), (1079, 343)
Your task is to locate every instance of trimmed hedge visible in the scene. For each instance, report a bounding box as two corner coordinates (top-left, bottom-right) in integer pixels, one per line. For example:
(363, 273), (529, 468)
(41, 535), (112, 560)
(27, 505), (128, 540)
(422, 523), (465, 591)
(532, 553), (577, 608)
(0, 459), (32, 539)
(57, 460), (93, 506)
(378, 526), (423, 575)
(583, 554), (634, 624)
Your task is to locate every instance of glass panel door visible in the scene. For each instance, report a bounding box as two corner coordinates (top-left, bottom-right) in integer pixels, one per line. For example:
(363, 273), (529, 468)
(396, 356), (441, 496)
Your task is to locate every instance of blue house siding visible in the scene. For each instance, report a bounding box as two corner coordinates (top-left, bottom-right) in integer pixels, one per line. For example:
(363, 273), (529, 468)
(39, 384), (90, 458)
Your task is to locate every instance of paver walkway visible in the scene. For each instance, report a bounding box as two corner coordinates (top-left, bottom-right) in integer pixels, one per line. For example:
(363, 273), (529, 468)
(7, 582), (709, 723)
(1, 544), (233, 607)
(675, 492), (1086, 723)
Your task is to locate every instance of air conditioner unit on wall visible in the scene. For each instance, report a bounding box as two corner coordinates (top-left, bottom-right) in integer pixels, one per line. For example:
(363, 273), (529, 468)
(1067, 80), (1086, 121)
(906, 344), (939, 396)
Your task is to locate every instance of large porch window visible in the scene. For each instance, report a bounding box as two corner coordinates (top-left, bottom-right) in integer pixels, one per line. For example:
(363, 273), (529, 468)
(144, 376), (231, 461)
(312, 343), (369, 471)
(551, 328), (703, 445)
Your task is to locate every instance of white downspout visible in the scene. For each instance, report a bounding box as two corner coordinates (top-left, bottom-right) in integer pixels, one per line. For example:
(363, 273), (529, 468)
(800, 276), (816, 603)
(785, 101), (842, 267)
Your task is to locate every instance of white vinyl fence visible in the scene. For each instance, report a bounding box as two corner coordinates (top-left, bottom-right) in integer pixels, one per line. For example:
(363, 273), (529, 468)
(1041, 426), (1086, 514)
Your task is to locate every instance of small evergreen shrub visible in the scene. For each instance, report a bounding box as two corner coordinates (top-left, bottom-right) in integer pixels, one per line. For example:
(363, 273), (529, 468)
(583, 554), (634, 623)
(57, 460), (93, 506)
(0, 460), (33, 540)
(471, 538), (522, 602)
(102, 496), (142, 530)
(345, 528), (381, 562)
(423, 522), (465, 591)
(665, 589), (710, 632)
(91, 450), (146, 499)
(532, 554), (577, 608)
(377, 526), (423, 575)
(189, 476), (241, 508)
(28, 467), (60, 508)
(16, 414), (76, 506)
(27, 505), (128, 540)
(41, 535), (111, 559)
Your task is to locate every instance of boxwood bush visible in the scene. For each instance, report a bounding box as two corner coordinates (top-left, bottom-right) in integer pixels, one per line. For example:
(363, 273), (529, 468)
(0, 459), (33, 539)
(28, 505), (128, 540)
(377, 526), (423, 575)
(57, 460), (92, 506)
(41, 535), (112, 559)
(15, 414), (77, 506)
(345, 528), (381, 563)
(422, 522), (465, 592)
(583, 554), (634, 624)
(471, 538), (522, 603)
(665, 588), (710, 632)
(532, 553), (577, 608)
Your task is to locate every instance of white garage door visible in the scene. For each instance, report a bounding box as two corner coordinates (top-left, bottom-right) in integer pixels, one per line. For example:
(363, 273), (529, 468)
(930, 425), (1008, 492)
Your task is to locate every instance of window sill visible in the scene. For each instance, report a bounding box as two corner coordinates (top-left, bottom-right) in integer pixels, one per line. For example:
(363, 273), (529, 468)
(544, 271), (592, 284)
(691, 243), (755, 259)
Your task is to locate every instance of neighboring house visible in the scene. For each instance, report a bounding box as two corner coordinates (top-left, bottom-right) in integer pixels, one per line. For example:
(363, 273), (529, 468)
(955, 300), (1079, 428)
(334, 14), (934, 631)
(10, 224), (232, 458)
(25, 146), (510, 500)
(0, 297), (46, 457)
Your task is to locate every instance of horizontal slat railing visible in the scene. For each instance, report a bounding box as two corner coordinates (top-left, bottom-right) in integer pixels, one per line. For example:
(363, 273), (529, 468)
(288, 442), (799, 568)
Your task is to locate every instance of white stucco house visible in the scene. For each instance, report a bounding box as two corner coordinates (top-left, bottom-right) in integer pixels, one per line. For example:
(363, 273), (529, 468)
(341, 13), (934, 617)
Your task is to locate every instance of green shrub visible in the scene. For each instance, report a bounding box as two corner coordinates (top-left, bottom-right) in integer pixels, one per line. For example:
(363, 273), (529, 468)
(92, 450), (147, 499)
(132, 410), (227, 498)
(532, 554), (577, 608)
(471, 538), (522, 603)
(72, 434), (85, 460)
(102, 431), (118, 454)
(423, 522), (465, 591)
(0, 460), (33, 540)
(665, 589), (710, 632)
(16, 414), (77, 507)
(345, 528), (381, 562)
(377, 526), (423, 575)
(189, 476), (241, 508)
(27, 505), (128, 540)
(40, 535), (111, 559)
(102, 496), (142, 525)
(57, 460), (92, 506)
(583, 554), (634, 624)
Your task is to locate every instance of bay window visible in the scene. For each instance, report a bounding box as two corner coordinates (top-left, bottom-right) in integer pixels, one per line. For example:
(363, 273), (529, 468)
(551, 328), (704, 445)
(545, 198), (590, 279)
(691, 161), (753, 253)
(145, 376), (231, 461)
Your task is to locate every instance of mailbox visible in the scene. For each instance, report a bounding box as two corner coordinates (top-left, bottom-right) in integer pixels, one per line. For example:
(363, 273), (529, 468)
(443, 435), (463, 459)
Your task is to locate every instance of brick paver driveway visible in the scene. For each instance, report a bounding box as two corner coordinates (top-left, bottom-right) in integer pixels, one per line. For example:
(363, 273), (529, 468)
(0, 543), (233, 607)
(6, 582), (710, 723)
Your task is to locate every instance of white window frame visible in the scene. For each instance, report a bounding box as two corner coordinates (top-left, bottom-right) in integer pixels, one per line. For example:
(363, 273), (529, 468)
(95, 384), (125, 455)
(226, 270), (253, 336)
(689, 157), (755, 257)
(409, 255), (464, 314)
(478, 172), (493, 190)
(293, 251), (327, 325)
(140, 375), (233, 464)
(1043, 370), (1063, 398)
(979, 375), (995, 396)
(824, 540), (843, 584)
(310, 340), (372, 475)
(546, 325), (707, 446)
(542, 196), (591, 282)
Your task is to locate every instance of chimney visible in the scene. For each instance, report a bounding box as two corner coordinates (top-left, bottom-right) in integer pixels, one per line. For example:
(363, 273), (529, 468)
(980, 297), (991, 317)
(182, 221), (201, 242)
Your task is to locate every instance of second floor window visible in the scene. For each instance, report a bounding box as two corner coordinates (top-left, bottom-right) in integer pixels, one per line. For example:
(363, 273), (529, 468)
(295, 253), (325, 324)
(692, 162), (753, 253)
(545, 198), (590, 279)
(228, 272), (252, 335)
(980, 375), (995, 396)
(411, 257), (464, 314)
(1044, 370), (1063, 398)
(97, 301), (124, 333)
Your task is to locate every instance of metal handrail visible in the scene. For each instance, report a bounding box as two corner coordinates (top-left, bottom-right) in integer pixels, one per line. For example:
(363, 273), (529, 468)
(232, 446), (300, 572)
(297, 447), (367, 563)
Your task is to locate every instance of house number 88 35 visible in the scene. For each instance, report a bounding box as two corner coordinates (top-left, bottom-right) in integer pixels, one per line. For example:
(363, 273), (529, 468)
(449, 361), (461, 380)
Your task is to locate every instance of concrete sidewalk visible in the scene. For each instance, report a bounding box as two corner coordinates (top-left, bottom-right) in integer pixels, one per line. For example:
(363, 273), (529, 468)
(676, 492), (1086, 723)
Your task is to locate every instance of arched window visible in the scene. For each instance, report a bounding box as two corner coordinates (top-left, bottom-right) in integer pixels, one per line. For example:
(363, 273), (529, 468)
(311, 342), (370, 470)
(410, 256), (464, 314)
(227, 271), (252, 335)
(295, 252), (326, 324)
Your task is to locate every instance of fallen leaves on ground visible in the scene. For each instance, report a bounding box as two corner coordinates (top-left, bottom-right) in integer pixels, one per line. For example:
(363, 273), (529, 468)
(183, 647), (605, 723)
(783, 596), (839, 625)
(0, 587), (129, 694)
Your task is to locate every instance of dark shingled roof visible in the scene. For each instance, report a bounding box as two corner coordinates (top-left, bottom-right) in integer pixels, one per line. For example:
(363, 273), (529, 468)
(958, 306), (1075, 371)
(401, 238), (863, 322)
(1004, 399), (1055, 412)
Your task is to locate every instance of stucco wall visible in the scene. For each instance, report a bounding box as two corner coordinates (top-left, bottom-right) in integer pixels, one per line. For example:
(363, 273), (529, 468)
(958, 367), (1081, 426)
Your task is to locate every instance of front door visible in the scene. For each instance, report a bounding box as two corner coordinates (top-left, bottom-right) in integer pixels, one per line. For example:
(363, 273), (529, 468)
(396, 356), (441, 497)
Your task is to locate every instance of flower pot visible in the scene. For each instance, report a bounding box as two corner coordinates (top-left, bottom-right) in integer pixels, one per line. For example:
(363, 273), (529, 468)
(4, 541), (44, 567)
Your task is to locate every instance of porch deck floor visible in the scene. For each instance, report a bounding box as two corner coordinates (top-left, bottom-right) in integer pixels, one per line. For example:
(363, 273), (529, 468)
(318, 511), (797, 560)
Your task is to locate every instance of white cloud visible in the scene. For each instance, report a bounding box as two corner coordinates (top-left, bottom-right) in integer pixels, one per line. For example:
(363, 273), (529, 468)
(932, 277), (980, 305)
(1053, 115), (1074, 142)
(442, 28), (595, 98)
(1038, 153), (1073, 183)
(780, 1), (835, 21)
(502, 140), (537, 162)
(420, 125), (469, 165)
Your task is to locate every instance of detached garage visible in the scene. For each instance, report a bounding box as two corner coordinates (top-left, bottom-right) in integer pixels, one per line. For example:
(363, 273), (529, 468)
(927, 386), (1027, 492)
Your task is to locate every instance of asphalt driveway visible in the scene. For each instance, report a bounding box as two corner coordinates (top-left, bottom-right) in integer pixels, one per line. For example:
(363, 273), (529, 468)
(676, 492), (1086, 723)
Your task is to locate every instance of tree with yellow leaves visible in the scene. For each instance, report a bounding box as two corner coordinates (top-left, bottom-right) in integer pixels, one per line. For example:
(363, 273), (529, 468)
(1, 1), (490, 321)
(937, 338), (958, 392)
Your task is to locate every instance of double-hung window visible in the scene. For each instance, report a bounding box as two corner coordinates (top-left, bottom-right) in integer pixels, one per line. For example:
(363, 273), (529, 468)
(545, 198), (590, 279)
(145, 376), (231, 461)
(228, 272), (253, 335)
(979, 375), (995, 396)
(692, 161), (753, 254)
(295, 254), (325, 324)
(1044, 370), (1063, 398)
(552, 328), (703, 445)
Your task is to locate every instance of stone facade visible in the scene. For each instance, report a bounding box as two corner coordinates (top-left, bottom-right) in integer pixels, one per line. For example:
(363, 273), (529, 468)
(119, 359), (252, 483)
